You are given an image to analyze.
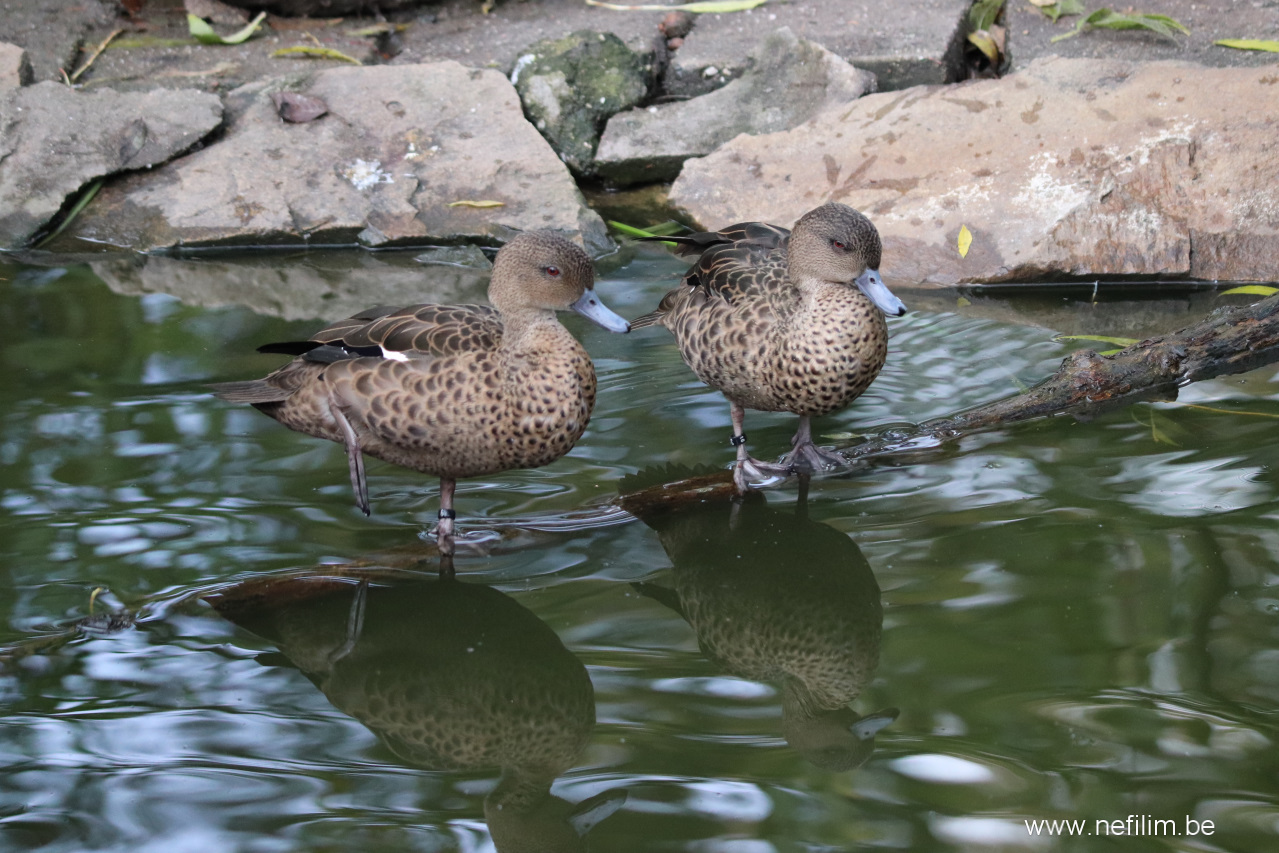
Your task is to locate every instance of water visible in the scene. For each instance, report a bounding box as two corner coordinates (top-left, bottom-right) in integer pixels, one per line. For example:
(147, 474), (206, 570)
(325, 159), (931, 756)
(3, 248), (1279, 852)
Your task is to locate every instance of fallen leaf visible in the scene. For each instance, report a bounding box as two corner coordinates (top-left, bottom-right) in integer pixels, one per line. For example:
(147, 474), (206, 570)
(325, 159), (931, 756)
(957, 225), (973, 258)
(1053, 9), (1188, 42)
(1214, 39), (1279, 53)
(967, 30), (1001, 65)
(448, 200), (506, 208)
(185, 0), (249, 26)
(584, 0), (767, 12)
(1034, 0), (1084, 23)
(188, 10), (266, 45)
(271, 46), (362, 65)
(956, 296), (972, 308)
(1053, 334), (1140, 347)
(967, 0), (1005, 32)
(271, 92), (328, 123)
(1219, 285), (1279, 296)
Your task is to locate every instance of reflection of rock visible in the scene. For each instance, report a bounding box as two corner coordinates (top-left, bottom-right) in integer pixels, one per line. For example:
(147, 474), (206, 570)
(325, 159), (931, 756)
(215, 577), (623, 852)
(0, 82), (223, 249)
(628, 488), (896, 770)
(672, 58), (1279, 285)
(512, 30), (651, 178)
(61, 62), (612, 255)
(596, 29), (875, 188)
(92, 252), (491, 322)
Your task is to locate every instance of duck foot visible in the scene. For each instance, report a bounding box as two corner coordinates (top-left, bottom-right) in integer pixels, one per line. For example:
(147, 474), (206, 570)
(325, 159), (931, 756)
(776, 415), (848, 474)
(732, 456), (792, 493)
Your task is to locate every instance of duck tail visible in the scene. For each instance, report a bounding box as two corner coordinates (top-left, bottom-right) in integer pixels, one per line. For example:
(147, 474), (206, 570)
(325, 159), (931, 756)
(208, 380), (293, 404)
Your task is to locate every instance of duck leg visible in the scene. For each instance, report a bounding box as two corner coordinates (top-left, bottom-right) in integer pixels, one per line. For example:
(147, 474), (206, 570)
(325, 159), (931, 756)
(329, 398), (370, 515)
(729, 401), (791, 492)
(436, 477), (457, 576)
(778, 415), (847, 473)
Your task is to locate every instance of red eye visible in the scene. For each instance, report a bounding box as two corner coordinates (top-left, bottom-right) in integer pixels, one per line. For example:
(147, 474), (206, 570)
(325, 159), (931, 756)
(545, 265), (561, 277)
(832, 240), (846, 250)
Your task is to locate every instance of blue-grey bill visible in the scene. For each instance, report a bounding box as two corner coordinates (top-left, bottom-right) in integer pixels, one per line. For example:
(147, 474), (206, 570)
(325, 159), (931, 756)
(571, 288), (631, 333)
(857, 269), (906, 317)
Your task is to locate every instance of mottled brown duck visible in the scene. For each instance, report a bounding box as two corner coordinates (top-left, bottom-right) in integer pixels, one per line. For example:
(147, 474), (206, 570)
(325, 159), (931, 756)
(211, 232), (630, 563)
(633, 203), (906, 491)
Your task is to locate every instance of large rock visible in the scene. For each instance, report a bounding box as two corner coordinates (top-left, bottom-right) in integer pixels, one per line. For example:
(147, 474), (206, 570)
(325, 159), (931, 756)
(0, 82), (224, 249)
(0, 0), (114, 82)
(663, 0), (971, 97)
(512, 30), (651, 177)
(671, 58), (1279, 285)
(0, 43), (32, 91)
(60, 62), (613, 255)
(596, 28), (875, 187)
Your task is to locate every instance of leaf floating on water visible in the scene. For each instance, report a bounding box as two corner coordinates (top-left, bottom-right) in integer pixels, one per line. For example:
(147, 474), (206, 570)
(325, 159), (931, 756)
(1219, 285), (1279, 296)
(188, 11), (266, 45)
(956, 296), (972, 308)
(447, 200), (506, 208)
(271, 46), (363, 65)
(1053, 334), (1140, 348)
(957, 225), (973, 258)
(584, 0), (768, 12)
(1214, 39), (1279, 53)
(607, 220), (683, 238)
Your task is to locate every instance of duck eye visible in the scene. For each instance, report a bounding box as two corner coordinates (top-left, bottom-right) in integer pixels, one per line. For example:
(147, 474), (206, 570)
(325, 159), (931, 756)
(545, 265), (561, 277)
(831, 240), (846, 250)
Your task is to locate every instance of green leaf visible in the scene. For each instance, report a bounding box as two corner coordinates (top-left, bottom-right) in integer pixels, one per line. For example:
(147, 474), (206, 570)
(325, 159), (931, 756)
(968, 0), (1005, 31)
(1219, 285), (1279, 296)
(1215, 39), (1279, 53)
(584, 0), (767, 11)
(36, 180), (103, 247)
(271, 46), (363, 65)
(1035, 0), (1084, 24)
(188, 11), (266, 46)
(447, 199), (506, 208)
(1053, 334), (1140, 347)
(1053, 8), (1189, 42)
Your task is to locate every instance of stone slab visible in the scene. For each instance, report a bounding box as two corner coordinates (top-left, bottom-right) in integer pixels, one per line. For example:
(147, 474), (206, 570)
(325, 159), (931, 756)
(59, 61), (612, 254)
(0, 42), (32, 90)
(670, 58), (1279, 285)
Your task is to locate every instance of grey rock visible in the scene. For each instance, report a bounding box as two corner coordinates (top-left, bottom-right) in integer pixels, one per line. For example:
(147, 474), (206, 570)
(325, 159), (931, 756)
(59, 62), (613, 256)
(597, 29), (875, 187)
(0, 82), (224, 249)
(512, 30), (651, 177)
(0, 0), (114, 82)
(671, 58), (1279, 285)
(414, 244), (493, 269)
(663, 0), (971, 97)
(219, 0), (430, 15)
(0, 42), (32, 91)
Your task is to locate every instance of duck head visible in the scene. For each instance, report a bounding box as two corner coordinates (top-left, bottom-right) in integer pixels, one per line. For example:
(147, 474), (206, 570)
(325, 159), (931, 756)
(489, 231), (630, 332)
(788, 203), (906, 317)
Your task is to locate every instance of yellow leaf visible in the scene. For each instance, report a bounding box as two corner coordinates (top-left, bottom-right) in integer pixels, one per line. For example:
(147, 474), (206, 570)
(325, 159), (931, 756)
(957, 225), (972, 258)
(1220, 285), (1279, 296)
(1028, 0), (1055, 5)
(271, 46), (362, 65)
(1214, 39), (1279, 53)
(956, 296), (972, 308)
(447, 200), (506, 208)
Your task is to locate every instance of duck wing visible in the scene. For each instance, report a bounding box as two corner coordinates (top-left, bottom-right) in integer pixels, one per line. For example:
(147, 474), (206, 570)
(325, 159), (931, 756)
(641, 221), (789, 258)
(259, 304), (503, 362)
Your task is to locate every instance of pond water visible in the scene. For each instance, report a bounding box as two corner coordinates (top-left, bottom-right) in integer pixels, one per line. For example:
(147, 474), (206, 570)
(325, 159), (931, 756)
(3, 247), (1279, 853)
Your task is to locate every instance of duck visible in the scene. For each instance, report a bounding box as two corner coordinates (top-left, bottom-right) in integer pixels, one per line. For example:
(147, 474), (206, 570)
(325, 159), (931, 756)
(632, 203), (906, 491)
(211, 231), (630, 565)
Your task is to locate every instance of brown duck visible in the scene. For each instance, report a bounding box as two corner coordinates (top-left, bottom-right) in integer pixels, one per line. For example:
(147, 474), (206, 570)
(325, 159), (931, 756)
(633, 203), (906, 490)
(211, 232), (630, 562)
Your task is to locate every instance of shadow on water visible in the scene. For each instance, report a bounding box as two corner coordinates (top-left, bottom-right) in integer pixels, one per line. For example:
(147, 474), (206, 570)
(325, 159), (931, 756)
(208, 575), (626, 853)
(622, 471), (898, 772)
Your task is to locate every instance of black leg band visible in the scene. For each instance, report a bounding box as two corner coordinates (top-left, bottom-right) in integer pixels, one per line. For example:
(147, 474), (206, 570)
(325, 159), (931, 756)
(730, 434), (747, 446)
(438, 508), (457, 520)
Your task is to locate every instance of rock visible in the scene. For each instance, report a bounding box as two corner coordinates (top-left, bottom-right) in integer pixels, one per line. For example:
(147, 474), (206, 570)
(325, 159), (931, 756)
(596, 29), (875, 187)
(0, 82), (224, 249)
(0, 0), (114, 82)
(58, 62), (613, 256)
(512, 30), (651, 177)
(662, 0), (971, 97)
(219, 0), (429, 15)
(670, 58), (1279, 285)
(93, 251), (490, 322)
(0, 43), (32, 90)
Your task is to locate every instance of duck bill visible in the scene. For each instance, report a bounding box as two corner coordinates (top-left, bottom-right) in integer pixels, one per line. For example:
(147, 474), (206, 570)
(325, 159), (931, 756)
(856, 269), (906, 317)
(570, 288), (631, 333)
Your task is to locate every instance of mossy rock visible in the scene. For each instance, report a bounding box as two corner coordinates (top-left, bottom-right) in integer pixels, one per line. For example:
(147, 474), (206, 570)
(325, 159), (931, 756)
(513, 30), (650, 177)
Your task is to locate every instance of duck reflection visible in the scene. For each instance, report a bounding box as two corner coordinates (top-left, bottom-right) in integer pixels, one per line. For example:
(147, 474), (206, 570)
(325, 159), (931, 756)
(629, 487), (897, 770)
(215, 576), (623, 852)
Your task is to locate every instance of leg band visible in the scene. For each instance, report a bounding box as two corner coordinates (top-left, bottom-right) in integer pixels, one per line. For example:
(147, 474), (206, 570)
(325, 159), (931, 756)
(438, 508), (457, 520)
(730, 433), (748, 447)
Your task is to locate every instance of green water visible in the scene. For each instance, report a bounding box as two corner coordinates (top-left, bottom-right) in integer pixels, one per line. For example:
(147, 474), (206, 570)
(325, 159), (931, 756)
(3, 249), (1279, 852)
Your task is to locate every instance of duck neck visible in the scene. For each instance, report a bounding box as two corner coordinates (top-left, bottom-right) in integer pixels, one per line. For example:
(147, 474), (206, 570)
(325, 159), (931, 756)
(501, 308), (570, 351)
